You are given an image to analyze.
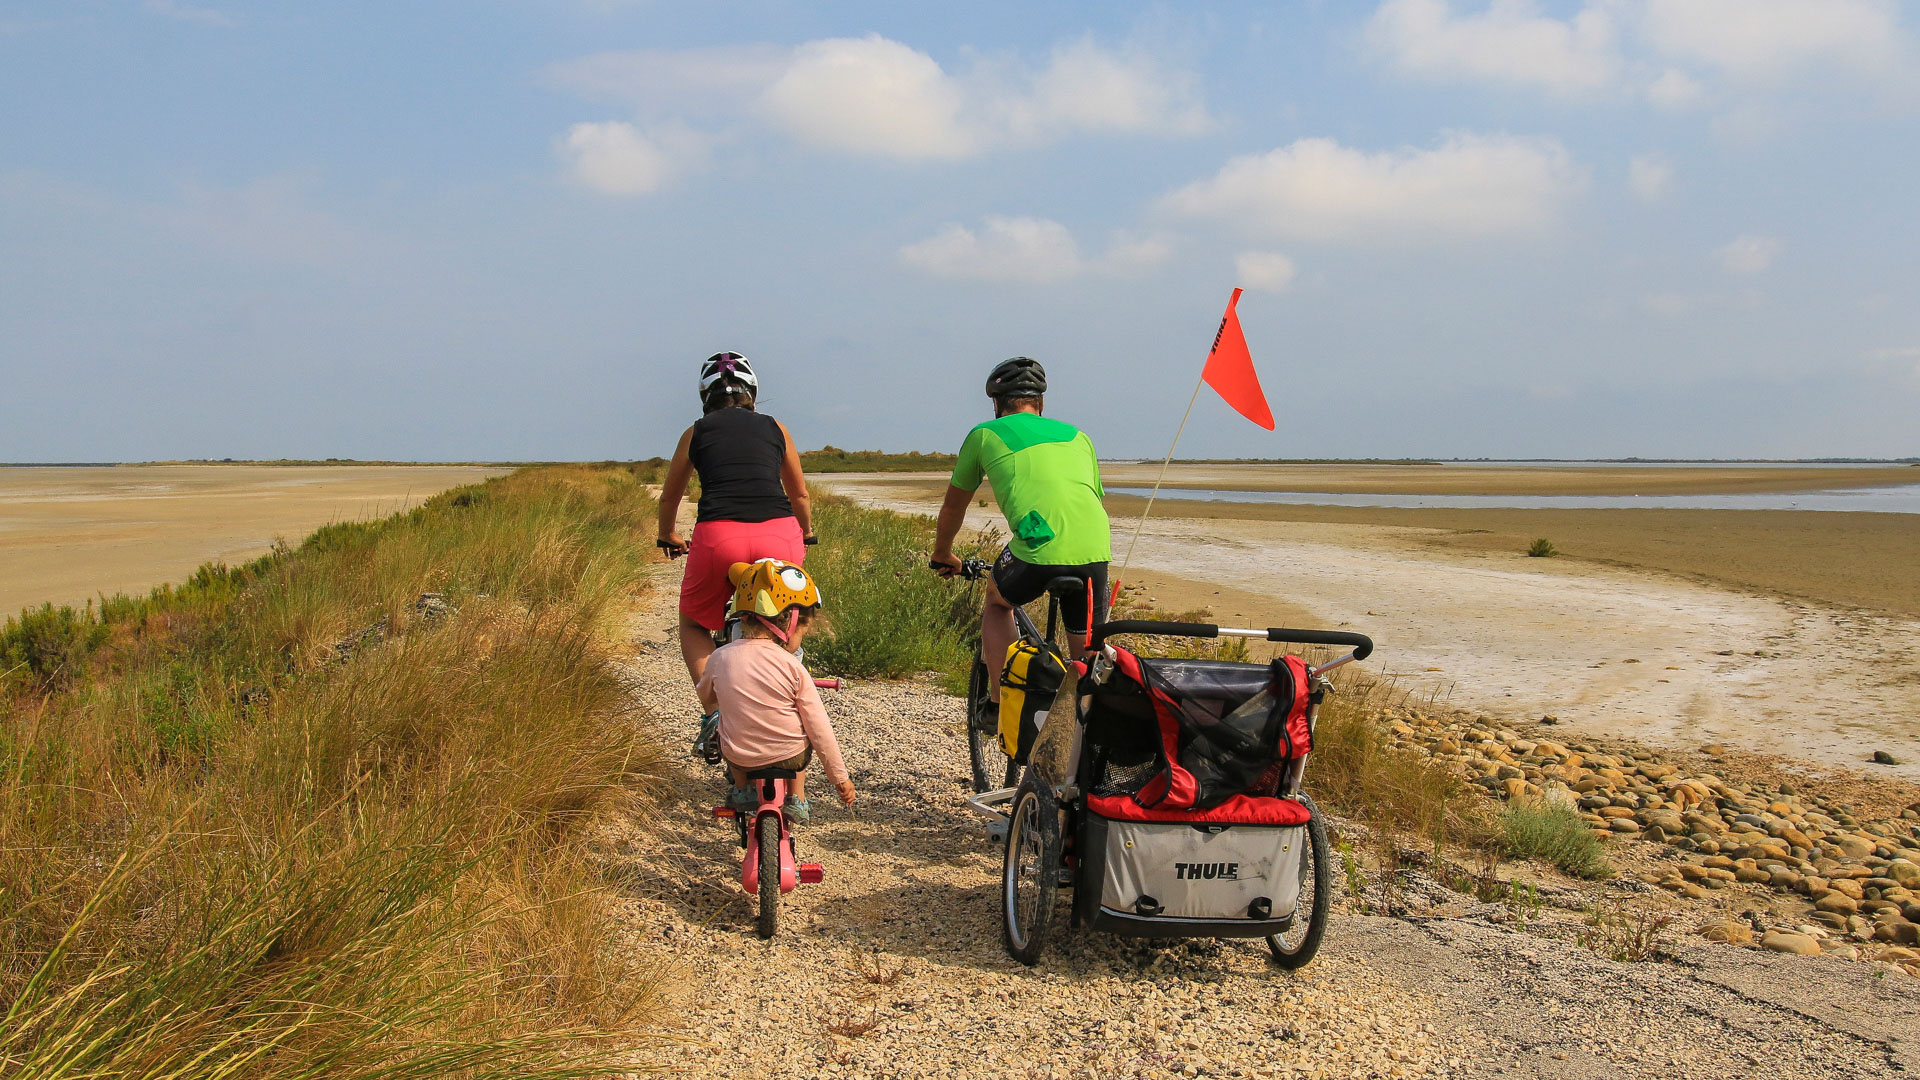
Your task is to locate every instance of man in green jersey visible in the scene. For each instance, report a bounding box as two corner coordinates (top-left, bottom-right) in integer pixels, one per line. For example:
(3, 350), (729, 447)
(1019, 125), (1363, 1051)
(931, 357), (1112, 700)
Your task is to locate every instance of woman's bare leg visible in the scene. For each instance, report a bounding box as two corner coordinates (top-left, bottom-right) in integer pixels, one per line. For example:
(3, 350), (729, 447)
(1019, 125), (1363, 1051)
(682, 613), (718, 702)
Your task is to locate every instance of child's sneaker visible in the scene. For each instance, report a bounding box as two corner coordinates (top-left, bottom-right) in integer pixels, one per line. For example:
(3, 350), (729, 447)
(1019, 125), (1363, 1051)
(692, 710), (722, 764)
(783, 796), (811, 824)
(727, 785), (756, 813)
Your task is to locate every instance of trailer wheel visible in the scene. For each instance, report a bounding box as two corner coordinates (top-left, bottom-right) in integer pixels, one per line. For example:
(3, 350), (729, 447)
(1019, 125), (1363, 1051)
(1267, 792), (1330, 969)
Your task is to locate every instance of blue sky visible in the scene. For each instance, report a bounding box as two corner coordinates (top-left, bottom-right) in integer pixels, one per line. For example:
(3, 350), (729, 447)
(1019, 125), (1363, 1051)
(3, 0), (1918, 461)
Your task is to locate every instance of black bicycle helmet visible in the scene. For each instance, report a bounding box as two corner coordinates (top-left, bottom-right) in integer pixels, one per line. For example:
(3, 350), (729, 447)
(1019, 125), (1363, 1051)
(699, 351), (758, 405)
(985, 356), (1047, 398)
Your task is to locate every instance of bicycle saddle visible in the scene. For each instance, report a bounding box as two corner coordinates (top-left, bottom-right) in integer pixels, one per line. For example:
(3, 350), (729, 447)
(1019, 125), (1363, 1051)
(745, 767), (799, 781)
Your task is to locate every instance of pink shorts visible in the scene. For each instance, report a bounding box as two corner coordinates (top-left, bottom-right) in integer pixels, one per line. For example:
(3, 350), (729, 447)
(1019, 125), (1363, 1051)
(680, 516), (806, 631)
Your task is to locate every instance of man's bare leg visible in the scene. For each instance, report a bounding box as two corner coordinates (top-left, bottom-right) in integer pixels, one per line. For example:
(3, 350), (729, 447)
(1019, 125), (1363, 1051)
(982, 577), (1018, 705)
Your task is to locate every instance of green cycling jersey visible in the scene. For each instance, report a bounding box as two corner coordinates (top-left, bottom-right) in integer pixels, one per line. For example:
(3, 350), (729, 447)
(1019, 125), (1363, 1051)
(950, 412), (1111, 565)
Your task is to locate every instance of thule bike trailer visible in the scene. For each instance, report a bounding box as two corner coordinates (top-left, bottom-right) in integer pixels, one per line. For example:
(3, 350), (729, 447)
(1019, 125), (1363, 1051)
(971, 619), (1373, 968)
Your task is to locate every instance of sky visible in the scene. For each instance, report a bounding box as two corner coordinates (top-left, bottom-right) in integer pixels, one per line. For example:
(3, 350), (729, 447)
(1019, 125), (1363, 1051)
(3, 0), (1918, 462)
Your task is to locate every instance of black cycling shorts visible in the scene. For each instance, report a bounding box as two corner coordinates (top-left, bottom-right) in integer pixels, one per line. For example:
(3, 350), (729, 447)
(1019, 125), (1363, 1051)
(991, 549), (1110, 637)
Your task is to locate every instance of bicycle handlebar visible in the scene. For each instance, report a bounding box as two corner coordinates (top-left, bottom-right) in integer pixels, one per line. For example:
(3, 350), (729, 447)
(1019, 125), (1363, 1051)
(934, 557), (994, 581)
(1089, 620), (1374, 660)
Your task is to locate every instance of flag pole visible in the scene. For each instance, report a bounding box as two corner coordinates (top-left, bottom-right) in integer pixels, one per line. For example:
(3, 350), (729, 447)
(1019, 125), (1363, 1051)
(1110, 368), (1206, 606)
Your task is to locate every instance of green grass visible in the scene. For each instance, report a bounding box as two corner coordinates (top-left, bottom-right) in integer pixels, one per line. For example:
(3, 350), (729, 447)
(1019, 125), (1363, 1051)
(803, 490), (988, 678)
(0, 464), (671, 1078)
(1501, 797), (1612, 878)
(1527, 538), (1559, 558)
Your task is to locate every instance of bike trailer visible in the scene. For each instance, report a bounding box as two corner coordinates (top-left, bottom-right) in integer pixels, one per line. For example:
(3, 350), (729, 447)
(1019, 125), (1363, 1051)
(1071, 647), (1318, 937)
(1076, 794), (1311, 937)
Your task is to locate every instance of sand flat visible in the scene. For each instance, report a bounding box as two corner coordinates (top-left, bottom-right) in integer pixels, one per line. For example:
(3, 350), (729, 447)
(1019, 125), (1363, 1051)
(0, 465), (506, 615)
(816, 472), (1920, 780)
(1096, 462), (1920, 496)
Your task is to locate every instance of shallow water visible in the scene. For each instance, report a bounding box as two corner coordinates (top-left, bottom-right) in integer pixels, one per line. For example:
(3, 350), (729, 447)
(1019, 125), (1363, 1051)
(1107, 484), (1920, 514)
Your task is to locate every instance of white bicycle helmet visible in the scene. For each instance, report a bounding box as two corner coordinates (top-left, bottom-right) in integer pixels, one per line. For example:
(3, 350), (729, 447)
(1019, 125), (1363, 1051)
(699, 351), (758, 404)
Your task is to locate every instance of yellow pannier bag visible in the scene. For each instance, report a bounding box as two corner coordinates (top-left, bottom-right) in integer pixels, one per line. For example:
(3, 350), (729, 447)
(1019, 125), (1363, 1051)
(999, 639), (1066, 764)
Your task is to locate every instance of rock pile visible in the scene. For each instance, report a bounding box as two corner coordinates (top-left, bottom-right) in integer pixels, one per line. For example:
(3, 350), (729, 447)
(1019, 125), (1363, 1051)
(1377, 705), (1920, 978)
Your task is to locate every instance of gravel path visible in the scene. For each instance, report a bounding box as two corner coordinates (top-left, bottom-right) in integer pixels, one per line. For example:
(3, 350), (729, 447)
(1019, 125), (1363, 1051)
(605, 565), (1917, 1079)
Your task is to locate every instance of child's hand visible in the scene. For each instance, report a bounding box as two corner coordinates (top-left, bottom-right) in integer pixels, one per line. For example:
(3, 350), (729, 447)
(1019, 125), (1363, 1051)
(835, 779), (857, 806)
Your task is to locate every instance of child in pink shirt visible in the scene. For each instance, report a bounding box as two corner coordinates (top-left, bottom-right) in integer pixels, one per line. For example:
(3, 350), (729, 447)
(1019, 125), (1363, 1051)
(697, 560), (855, 822)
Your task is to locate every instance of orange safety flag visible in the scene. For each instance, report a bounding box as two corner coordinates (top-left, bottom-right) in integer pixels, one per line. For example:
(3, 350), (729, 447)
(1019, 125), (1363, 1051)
(1201, 287), (1274, 430)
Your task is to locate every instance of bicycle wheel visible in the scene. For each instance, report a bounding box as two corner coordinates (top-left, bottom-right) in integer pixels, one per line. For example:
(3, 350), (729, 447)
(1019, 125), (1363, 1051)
(966, 651), (1017, 793)
(1267, 792), (1331, 968)
(755, 814), (781, 939)
(1002, 778), (1060, 965)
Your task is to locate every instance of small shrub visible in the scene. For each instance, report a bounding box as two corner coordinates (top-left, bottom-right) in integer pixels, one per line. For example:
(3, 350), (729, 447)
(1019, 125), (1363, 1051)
(1527, 538), (1558, 558)
(1, 602), (110, 688)
(1577, 903), (1675, 962)
(1501, 797), (1611, 878)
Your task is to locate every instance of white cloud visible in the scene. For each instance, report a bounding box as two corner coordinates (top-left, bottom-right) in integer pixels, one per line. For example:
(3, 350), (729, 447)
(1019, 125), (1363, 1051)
(760, 36), (977, 159)
(144, 0), (237, 27)
(1644, 68), (1704, 108)
(897, 216), (1171, 283)
(1637, 0), (1904, 81)
(1365, 0), (1620, 94)
(1162, 132), (1582, 244)
(552, 34), (1211, 165)
(1236, 251), (1298, 293)
(1627, 154), (1671, 201)
(559, 121), (706, 196)
(1360, 0), (1914, 108)
(1717, 233), (1781, 273)
(999, 38), (1212, 140)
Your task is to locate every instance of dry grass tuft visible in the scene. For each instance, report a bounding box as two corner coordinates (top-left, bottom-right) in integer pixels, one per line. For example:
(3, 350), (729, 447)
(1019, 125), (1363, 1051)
(0, 463), (670, 1078)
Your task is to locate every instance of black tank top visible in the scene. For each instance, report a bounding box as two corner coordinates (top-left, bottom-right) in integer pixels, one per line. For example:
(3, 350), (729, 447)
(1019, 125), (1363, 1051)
(689, 408), (794, 524)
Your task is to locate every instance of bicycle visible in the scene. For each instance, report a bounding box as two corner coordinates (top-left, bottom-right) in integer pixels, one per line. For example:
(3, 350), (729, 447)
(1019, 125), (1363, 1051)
(941, 557), (1093, 795)
(711, 766), (825, 939)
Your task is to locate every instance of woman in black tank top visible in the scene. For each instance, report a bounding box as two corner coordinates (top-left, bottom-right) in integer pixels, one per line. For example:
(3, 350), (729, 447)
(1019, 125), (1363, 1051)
(657, 353), (816, 710)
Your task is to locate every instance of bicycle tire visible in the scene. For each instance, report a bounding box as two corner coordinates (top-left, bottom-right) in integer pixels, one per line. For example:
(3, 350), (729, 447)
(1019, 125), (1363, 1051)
(755, 813), (780, 939)
(1002, 778), (1060, 965)
(1267, 792), (1331, 968)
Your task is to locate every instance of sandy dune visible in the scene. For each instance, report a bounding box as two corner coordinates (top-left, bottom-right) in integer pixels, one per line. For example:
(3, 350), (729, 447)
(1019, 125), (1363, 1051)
(0, 465), (505, 614)
(817, 473), (1920, 783)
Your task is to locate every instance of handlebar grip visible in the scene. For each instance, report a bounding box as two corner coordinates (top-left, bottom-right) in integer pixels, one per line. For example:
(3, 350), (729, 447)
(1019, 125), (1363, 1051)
(1263, 628), (1374, 660)
(804, 535), (819, 546)
(813, 678), (841, 690)
(1090, 619), (1219, 648)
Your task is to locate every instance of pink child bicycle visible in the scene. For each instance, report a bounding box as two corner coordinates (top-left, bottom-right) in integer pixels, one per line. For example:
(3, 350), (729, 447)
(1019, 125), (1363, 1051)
(710, 674), (842, 939)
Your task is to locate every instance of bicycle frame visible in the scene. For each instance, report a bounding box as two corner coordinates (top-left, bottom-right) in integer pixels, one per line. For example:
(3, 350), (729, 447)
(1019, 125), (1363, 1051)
(713, 772), (824, 897)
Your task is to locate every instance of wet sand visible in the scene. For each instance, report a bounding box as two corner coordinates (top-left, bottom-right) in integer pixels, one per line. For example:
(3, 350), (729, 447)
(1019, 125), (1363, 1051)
(844, 475), (1920, 618)
(0, 465), (505, 615)
(1097, 462), (1920, 496)
(816, 471), (1920, 782)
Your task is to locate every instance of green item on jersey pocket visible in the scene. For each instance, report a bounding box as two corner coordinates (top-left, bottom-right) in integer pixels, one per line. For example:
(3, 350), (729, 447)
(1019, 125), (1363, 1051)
(999, 639), (1066, 764)
(1012, 509), (1055, 548)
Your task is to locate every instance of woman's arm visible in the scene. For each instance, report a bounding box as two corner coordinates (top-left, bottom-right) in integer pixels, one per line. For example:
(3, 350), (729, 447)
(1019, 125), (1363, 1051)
(657, 426), (696, 550)
(775, 420), (814, 539)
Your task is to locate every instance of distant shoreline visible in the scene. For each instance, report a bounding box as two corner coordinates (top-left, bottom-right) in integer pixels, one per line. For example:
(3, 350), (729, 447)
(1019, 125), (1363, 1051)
(6, 455), (1916, 468)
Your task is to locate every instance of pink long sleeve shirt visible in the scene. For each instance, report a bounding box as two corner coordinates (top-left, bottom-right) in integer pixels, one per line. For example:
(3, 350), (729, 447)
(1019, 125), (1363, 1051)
(698, 637), (850, 787)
